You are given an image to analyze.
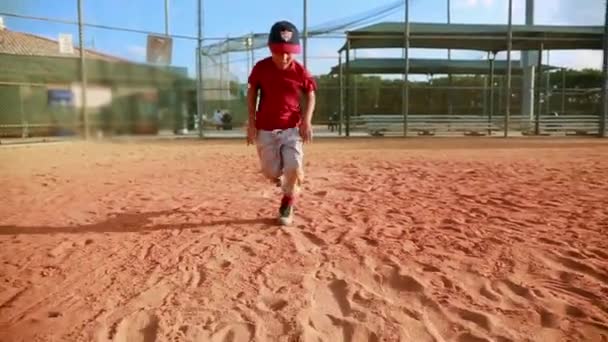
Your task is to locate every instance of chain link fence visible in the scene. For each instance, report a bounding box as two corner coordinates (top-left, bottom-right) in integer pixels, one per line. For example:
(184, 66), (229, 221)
(1, 0), (605, 141)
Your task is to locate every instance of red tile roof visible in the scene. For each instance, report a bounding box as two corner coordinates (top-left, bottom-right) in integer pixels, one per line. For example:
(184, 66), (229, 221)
(0, 29), (126, 62)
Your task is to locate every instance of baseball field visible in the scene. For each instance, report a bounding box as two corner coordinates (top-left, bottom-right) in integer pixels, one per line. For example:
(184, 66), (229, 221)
(1, 137), (607, 341)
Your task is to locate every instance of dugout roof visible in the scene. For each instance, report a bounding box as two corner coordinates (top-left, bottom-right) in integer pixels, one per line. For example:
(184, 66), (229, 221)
(339, 22), (604, 52)
(329, 58), (558, 76)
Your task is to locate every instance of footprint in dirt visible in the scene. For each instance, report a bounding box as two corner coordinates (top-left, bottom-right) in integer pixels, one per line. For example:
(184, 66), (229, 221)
(496, 279), (533, 301)
(299, 274), (378, 341)
(48, 240), (74, 258)
(538, 308), (560, 328)
(452, 307), (493, 332)
(381, 267), (424, 293)
(111, 310), (159, 342)
(178, 264), (206, 289)
(283, 227), (326, 255)
(553, 254), (608, 285)
(457, 332), (490, 342)
(479, 284), (500, 302)
(329, 279), (352, 316)
(259, 296), (288, 312)
(210, 323), (254, 342)
(303, 314), (378, 342)
(173, 323), (254, 342)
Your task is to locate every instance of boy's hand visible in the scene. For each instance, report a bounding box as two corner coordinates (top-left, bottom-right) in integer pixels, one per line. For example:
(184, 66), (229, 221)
(300, 121), (313, 143)
(247, 124), (257, 145)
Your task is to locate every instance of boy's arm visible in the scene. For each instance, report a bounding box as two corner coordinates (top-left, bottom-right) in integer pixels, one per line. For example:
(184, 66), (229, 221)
(301, 67), (317, 125)
(302, 90), (316, 124)
(246, 86), (258, 145)
(299, 90), (315, 143)
(247, 86), (258, 127)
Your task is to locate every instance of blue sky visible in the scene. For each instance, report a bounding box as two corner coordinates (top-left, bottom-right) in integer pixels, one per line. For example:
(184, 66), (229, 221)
(1, 0), (605, 82)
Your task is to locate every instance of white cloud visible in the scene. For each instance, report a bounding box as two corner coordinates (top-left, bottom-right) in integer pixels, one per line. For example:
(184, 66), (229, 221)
(533, 0), (604, 70)
(356, 49), (393, 58)
(547, 50), (603, 70)
(126, 45), (146, 60)
(536, 0), (604, 25)
(455, 0), (495, 9)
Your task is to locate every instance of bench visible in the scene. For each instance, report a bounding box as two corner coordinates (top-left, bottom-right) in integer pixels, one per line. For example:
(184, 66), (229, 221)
(0, 123), (79, 138)
(349, 114), (601, 137)
(354, 114), (506, 137)
(523, 115), (600, 136)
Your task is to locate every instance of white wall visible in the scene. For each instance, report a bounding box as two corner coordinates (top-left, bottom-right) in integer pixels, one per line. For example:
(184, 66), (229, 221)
(70, 83), (113, 108)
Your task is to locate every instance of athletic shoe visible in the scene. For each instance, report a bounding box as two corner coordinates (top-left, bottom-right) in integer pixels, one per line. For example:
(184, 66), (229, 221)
(278, 195), (294, 225)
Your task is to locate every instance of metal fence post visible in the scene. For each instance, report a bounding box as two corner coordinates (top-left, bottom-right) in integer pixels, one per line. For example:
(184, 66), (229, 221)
(489, 53), (495, 133)
(535, 42), (543, 135)
(19, 85), (26, 138)
(77, 0), (88, 139)
(504, 0), (513, 138)
(601, 0), (608, 137)
(197, 0), (204, 138)
(345, 40), (351, 137)
(303, 0), (308, 69)
(164, 0), (170, 36)
(402, 0), (410, 137)
(561, 68), (566, 115)
(339, 53), (343, 136)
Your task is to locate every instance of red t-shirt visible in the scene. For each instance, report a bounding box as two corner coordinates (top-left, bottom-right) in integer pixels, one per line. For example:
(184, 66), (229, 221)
(248, 57), (317, 130)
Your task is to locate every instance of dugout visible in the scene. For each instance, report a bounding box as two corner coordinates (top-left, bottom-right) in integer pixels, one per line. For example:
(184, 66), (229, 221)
(328, 57), (560, 136)
(337, 22), (605, 137)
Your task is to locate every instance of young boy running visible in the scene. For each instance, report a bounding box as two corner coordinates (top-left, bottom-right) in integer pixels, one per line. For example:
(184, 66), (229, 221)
(246, 20), (317, 225)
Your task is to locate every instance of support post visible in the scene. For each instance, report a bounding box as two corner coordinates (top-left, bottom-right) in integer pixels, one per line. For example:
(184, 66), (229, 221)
(521, 0), (535, 121)
(219, 37), (224, 106)
(482, 72), (488, 119)
(246, 35), (251, 79)
(504, 0), (513, 138)
(164, 0), (170, 35)
(601, 0), (608, 137)
(447, 0), (453, 116)
(402, 0), (410, 137)
(353, 50), (358, 117)
(535, 43), (543, 135)
(489, 54), (495, 132)
(303, 0), (308, 69)
(251, 33), (255, 73)
(77, 0), (88, 139)
(561, 68), (566, 115)
(197, 0), (204, 138)
(338, 53), (343, 136)
(19, 86), (26, 138)
(345, 40), (351, 137)
(546, 50), (551, 115)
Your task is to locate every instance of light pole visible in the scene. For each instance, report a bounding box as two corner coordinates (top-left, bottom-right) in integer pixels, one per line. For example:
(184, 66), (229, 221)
(303, 0), (308, 68)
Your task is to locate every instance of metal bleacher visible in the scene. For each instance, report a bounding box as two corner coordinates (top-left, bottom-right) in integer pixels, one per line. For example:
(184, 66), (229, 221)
(349, 114), (601, 137)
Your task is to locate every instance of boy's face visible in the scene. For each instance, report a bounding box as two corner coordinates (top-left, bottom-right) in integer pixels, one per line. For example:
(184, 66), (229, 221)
(271, 52), (294, 70)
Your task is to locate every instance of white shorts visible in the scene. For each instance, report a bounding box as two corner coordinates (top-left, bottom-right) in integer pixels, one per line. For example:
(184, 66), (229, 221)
(256, 127), (303, 180)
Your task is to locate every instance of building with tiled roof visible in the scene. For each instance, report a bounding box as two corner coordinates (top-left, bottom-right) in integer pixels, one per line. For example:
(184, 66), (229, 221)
(0, 22), (192, 137)
(0, 28), (124, 62)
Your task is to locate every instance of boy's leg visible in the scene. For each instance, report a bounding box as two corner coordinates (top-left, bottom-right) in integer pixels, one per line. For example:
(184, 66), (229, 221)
(277, 128), (304, 224)
(280, 128), (304, 195)
(255, 130), (282, 182)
